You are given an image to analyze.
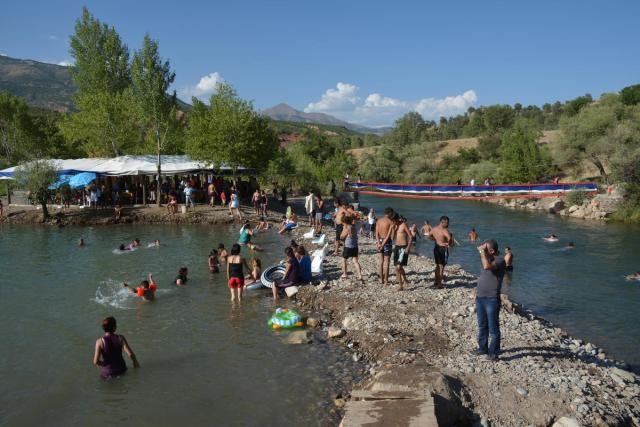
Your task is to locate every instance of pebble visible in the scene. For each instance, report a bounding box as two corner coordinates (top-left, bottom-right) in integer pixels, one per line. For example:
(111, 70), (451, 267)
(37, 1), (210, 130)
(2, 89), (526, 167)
(516, 387), (528, 396)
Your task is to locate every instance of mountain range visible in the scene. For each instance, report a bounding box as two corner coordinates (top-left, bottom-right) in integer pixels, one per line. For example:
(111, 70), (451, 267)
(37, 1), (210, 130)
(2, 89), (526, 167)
(0, 55), (390, 135)
(260, 103), (391, 135)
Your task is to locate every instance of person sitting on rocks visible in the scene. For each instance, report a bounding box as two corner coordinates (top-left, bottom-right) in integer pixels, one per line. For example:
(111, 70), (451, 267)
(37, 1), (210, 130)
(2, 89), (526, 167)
(272, 246), (300, 301)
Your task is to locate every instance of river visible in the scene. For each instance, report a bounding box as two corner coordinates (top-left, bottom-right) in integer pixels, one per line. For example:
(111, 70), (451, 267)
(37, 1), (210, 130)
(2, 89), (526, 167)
(0, 224), (359, 426)
(359, 194), (640, 372)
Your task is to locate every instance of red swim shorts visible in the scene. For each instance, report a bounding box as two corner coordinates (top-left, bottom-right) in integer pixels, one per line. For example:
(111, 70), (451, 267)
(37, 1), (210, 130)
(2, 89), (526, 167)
(228, 277), (244, 289)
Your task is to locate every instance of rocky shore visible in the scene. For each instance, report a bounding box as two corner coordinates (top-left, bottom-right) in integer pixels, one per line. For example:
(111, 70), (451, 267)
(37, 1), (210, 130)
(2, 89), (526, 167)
(486, 194), (623, 221)
(282, 228), (640, 426)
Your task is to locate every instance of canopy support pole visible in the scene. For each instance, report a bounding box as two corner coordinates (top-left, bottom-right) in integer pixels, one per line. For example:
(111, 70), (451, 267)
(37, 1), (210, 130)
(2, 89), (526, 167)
(6, 181), (11, 205)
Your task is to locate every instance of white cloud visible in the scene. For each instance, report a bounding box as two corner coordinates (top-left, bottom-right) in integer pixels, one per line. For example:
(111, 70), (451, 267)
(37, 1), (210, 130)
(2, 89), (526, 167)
(57, 60), (73, 67)
(305, 83), (478, 127)
(49, 35), (59, 41)
(304, 82), (360, 113)
(179, 72), (225, 102)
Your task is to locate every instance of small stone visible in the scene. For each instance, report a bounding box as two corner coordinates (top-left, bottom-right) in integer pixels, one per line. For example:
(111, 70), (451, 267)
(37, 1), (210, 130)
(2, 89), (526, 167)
(327, 326), (346, 339)
(610, 367), (636, 383)
(552, 417), (580, 427)
(334, 398), (346, 408)
(516, 387), (528, 396)
(284, 330), (312, 345)
(609, 373), (625, 387)
(306, 317), (320, 328)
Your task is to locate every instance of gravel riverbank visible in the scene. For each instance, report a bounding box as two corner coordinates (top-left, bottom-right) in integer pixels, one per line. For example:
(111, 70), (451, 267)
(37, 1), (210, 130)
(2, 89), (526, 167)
(283, 226), (640, 426)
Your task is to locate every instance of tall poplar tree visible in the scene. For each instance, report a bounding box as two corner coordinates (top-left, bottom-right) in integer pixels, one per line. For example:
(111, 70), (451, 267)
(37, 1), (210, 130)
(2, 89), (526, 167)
(60, 7), (140, 157)
(131, 34), (179, 205)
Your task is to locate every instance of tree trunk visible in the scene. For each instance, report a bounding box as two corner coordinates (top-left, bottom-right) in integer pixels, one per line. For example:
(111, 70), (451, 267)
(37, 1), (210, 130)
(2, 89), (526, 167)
(40, 200), (48, 220)
(156, 131), (162, 207)
(591, 156), (608, 183)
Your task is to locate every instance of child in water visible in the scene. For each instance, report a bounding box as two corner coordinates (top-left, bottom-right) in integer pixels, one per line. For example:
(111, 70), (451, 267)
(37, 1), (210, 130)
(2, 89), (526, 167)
(208, 250), (220, 273)
(123, 273), (158, 301)
(245, 258), (262, 284)
(176, 267), (188, 286)
(217, 243), (228, 263)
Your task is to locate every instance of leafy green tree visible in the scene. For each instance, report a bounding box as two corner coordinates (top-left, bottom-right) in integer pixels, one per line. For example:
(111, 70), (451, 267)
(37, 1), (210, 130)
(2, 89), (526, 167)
(131, 33), (180, 205)
(483, 105), (515, 134)
(69, 7), (130, 94)
(14, 160), (58, 219)
(556, 94), (621, 181)
(186, 83), (278, 179)
(499, 118), (547, 183)
(358, 146), (401, 181)
(391, 112), (426, 146)
(620, 84), (640, 106)
(563, 94), (593, 117)
(62, 7), (141, 157)
(0, 92), (39, 164)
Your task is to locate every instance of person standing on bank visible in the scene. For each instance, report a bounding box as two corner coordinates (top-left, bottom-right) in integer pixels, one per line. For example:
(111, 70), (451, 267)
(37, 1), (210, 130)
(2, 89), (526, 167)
(473, 239), (506, 361)
(305, 190), (317, 228)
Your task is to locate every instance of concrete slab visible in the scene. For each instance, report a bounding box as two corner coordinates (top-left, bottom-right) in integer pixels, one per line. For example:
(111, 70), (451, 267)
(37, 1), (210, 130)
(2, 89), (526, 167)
(340, 397), (438, 427)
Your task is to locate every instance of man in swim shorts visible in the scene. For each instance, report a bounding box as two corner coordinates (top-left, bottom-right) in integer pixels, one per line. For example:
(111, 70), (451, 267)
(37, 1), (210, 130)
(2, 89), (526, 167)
(375, 207), (395, 286)
(393, 215), (412, 290)
(333, 200), (347, 256)
(430, 216), (453, 289)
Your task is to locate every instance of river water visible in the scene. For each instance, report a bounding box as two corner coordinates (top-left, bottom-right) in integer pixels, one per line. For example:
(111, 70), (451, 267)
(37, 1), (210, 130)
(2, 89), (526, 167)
(0, 224), (358, 427)
(360, 194), (640, 371)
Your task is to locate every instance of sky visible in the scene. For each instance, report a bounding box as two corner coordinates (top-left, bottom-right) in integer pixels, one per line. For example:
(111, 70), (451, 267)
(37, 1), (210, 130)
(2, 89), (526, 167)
(1, 0), (639, 127)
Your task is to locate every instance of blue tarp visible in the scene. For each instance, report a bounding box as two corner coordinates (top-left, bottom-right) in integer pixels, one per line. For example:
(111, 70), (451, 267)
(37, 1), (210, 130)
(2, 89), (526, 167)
(69, 172), (97, 189)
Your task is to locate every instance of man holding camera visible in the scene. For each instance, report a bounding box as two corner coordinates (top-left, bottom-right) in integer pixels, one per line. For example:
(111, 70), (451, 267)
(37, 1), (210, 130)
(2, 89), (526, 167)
(473, 239), (506, 361)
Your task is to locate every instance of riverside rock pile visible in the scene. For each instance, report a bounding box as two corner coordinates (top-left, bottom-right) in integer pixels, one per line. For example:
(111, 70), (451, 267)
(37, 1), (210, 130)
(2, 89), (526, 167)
(488, 194), (623, 221)
(287, 228), (640, 426)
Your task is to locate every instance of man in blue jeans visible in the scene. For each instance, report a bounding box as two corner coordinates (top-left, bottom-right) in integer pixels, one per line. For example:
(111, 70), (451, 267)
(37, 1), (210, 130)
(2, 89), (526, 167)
(473, 239), (506, 361)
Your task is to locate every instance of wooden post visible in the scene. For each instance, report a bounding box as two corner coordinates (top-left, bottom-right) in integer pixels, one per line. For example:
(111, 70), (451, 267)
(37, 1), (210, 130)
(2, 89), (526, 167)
(142, 176), (147, 206)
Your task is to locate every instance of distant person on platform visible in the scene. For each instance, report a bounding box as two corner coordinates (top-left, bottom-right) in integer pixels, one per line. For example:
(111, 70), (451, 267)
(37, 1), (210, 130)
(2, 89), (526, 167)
(472, 239), (506, 361)
(468, 228), (479, 241)
(93, 316), (139, 378)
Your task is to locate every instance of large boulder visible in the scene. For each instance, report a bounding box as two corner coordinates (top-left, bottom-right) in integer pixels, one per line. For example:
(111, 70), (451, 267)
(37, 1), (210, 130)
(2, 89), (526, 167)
(547, 199), (565, 213)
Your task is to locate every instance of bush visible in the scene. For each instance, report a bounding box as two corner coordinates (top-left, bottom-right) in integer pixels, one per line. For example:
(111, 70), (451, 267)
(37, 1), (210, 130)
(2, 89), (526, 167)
(565, 189), (587, 206)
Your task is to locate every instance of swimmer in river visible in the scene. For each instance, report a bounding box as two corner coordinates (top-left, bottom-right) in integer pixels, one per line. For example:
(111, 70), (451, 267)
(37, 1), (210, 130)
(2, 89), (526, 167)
(468, 228), (479, 241)
(625, 271), (640, 281)
(238, 221), (263, 251)
(244, 258), (262, 286)
(131, 238), (141, 248)
(256, 216), (269, 231)
(175, 267), (188, 286)
(543, 234), (559, 242)
(218, 244), (228, 263)
(118, 244), (130, 251)
(93, 316), (139, 378)
(123, 273), (157, 301)
(564, 242), (575, 249)
(208, 250), (220, 273)
(504, 247), (513, 271)
(147, 239), (160, 247)
(78, 238), (85, 247)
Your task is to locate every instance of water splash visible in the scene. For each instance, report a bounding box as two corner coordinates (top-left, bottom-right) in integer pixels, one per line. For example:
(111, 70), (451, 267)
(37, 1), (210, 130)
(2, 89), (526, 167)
(93, 279), (135, 309)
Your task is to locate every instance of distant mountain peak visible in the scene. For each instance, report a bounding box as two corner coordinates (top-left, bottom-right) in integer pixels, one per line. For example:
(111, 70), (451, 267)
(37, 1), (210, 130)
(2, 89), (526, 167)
(261, 103), (390, 135)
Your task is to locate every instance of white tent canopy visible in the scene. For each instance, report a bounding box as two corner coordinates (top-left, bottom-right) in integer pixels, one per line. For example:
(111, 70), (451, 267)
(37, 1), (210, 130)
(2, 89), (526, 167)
(0, 155), (250, 180)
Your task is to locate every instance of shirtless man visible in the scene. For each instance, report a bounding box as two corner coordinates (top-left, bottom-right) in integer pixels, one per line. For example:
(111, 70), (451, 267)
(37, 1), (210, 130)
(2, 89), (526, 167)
(468, 228), (479, 241)
(393, 215), (413, 290)
(375, 207), (395, 286)
(333, 200), (347, 256)
(429, 216), (454, 289)
(421, 221), (432, 237)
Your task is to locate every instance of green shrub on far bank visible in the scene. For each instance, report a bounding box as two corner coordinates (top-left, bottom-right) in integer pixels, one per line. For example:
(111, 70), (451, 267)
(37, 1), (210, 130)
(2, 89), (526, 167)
(612, 202), (640, 223)
(565, 189), (588, 206)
